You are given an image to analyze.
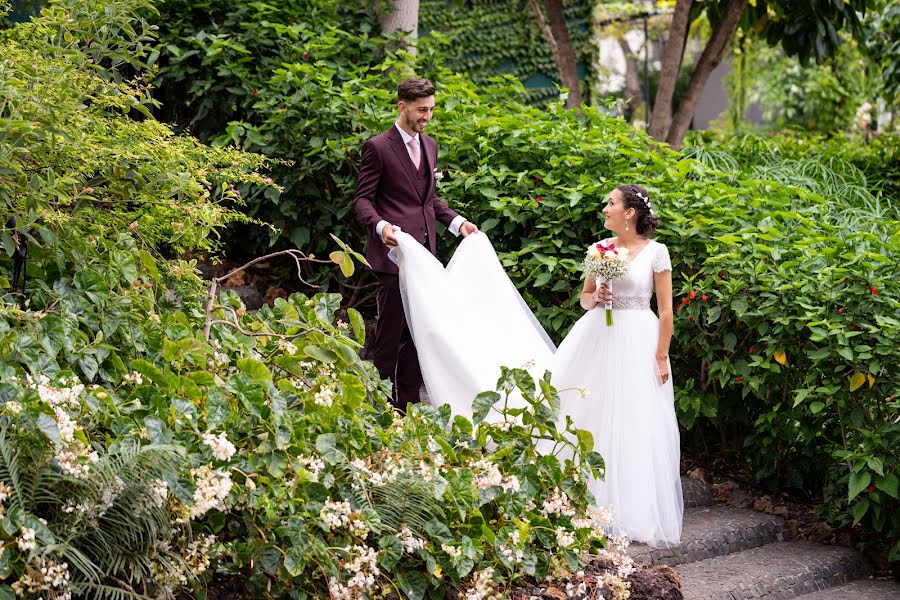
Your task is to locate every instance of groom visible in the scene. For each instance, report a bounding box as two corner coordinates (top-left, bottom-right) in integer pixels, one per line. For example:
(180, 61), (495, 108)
(353, 77), (478, 411)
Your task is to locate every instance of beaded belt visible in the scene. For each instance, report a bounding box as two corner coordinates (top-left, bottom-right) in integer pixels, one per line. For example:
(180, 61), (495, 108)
(611, 296), (651, 310)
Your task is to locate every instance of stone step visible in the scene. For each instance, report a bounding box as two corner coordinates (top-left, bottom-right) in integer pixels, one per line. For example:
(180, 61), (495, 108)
(797, 578), (900, 599)
(629, 505), (785, 566)
(676, 541), (870, 600)
(682, 476), (713, 509)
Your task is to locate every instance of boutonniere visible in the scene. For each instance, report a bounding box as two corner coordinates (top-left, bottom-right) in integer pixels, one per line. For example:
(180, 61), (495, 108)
(434, 169), (444, 181)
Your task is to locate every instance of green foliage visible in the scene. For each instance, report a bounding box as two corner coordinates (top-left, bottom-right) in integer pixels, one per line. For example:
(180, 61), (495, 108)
(0, 0), (272, 258)
(419, 0), (595, 106)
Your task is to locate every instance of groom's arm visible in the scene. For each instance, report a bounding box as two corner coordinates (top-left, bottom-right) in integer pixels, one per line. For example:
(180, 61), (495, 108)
(353, 139), (388, 238)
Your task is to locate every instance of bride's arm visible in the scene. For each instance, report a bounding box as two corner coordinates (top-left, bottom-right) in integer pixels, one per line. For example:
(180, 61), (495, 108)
(654, 269), (674, 361)
(579, 277), (600, 311)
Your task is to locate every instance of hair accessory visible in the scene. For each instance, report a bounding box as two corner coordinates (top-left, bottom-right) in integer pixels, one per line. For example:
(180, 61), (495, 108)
(635, 190), (653, 215)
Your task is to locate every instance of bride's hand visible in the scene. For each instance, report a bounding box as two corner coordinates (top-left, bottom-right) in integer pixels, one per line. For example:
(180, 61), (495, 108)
(595, 283), (614, 305)
(656, 355), (670, 384)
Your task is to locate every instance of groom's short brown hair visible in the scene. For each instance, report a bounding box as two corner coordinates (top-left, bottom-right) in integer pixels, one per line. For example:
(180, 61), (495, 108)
(398, 78), (435, 103)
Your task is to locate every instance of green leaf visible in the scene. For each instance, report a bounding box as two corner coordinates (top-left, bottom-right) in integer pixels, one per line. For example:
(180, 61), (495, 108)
(347, 308), (366, 344)
(237, 357), (272, 382)
(397, 570), (427, 600)
(378, 535), (403, 571)
(36, 413), (61, 444)
(848, 470), (871, 501)
(850, 497), (870, 525)
(575, 428), (594, 453)
(471, 391), (501, 425)
(316, 433), (341, 464)
(303, 344), (337, 363)
(876, 473), (898, 499)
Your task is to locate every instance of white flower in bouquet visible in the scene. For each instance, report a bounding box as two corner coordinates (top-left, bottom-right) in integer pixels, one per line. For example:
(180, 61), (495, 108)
(583, 240), (632, 326)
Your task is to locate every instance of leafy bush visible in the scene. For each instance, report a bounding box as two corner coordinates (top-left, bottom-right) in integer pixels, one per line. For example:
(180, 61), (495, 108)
(1, 3), (634, 598)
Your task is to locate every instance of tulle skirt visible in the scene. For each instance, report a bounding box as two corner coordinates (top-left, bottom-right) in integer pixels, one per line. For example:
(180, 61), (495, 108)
(553, 307), (683, 547)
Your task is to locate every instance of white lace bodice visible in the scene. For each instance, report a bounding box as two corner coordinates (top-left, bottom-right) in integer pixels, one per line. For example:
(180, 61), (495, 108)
(605, 239), (671, 303)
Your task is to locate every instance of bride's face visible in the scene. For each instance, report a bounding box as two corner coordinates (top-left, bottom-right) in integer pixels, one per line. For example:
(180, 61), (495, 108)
(602, 189), (628, 233)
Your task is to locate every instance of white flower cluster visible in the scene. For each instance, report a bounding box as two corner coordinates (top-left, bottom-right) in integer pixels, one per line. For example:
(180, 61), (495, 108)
(398, 526), (425, 553)
(464, 567), (498, 600)
(0, 481), (13, 515)
(598, 535), (635, 579)
(207, 349), (229, 370)
(349, 518), (370, 539)
(314, 385), (335, 407)
(328, 545), (380, 600)
(555, 527), (575, 548)
(298, 455), (325, 481)
(150, 534), (218, 590)
(11, 557), (71, 599)
(498, 530), (524, 564)
(150, 479), (169, 508)
(25, 375), (99, 478)
(351, 456), (401, 487)
(471, 459), (503, 490)
(320, 499), (353, 529)
(572, 505), (613, 540)
(278, 340), (298, 355)
(17, 527), (37, 552)
(202, 431), (237, 461)
(3, 400), (22, 415)
(541, 487), (576, 518)
(124, 371), (143, 385)
(190, 465), (233, 518)
(441, 543), (462, 559)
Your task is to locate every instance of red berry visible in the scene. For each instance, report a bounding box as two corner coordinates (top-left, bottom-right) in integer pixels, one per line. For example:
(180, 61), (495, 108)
(867, 485), (876, 492)
(303, 52), (309, 59)
(735, 377), (744, 383)
(689, 290), (697, 300)
(280, 106), (285, 110)
(701, 294), (708, 302)
(252, 89), (257, 95)
(871, 286), (878, 296)
(676, 305), (683, 312)
(749, 346), (755, 354)
(682, 298), (690, 305)
(851, 323), (857, 330)
(535, 177), (542, 184)
(838, 308), (844, 314)
(535, 196), (544, 202)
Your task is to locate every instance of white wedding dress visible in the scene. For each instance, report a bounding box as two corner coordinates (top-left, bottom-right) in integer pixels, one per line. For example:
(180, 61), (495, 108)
(389, 232), (682, 546)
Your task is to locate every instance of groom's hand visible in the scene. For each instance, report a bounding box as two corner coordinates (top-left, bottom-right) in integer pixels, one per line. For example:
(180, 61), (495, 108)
(381, 224), (401, 247)
(460, 221), (479, 237)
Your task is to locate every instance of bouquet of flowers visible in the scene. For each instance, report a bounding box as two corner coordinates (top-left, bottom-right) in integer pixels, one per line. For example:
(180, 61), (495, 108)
(583, 241), (631, 326)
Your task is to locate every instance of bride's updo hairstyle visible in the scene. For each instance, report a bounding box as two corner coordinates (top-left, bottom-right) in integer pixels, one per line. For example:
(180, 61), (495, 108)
(616, 184), (661, 238)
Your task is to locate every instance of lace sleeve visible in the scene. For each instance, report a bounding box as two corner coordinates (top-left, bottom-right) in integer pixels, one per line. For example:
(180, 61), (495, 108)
(652, 243), (672, 273)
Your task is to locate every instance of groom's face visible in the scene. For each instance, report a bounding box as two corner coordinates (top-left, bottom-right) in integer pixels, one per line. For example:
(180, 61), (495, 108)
(398, 96), (435, 134)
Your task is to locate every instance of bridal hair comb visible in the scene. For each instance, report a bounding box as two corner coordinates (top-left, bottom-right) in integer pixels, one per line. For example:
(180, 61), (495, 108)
(635, 190), (654, 215)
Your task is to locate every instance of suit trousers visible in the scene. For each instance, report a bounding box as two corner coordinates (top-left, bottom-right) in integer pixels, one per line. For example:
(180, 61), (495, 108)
(371, 272), (423, 412)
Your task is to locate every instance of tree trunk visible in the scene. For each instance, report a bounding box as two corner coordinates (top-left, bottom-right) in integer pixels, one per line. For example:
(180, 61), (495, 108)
(666, 0), (748, 149)
(529, 0), (583, 108)
(648, 0), (692, 141)
(378, 0), (420, 55)
(617, 36), (643, 121)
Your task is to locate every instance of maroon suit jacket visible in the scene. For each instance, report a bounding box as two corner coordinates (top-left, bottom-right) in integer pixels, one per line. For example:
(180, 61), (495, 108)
(353, 126), (459, 274)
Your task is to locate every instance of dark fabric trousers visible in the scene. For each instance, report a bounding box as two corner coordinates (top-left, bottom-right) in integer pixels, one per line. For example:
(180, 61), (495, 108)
(371, 272), (423, 412)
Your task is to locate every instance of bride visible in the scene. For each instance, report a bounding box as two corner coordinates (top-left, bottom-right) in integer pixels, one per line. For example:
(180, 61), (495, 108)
(388, 184), (682, 547)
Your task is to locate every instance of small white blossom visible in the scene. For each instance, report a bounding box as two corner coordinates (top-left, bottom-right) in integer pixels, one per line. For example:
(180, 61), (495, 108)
(320, 499), (353, 529)
(124, 371), (143, 385)
(202, 431), (236, 461)
(555, 526), (576, 548)
(17, 527), (37, 552)
(398, 526), (426, 553)
(190, 465), (232, 518)
(441, 543), (462, 559)
(4, 401), (21, 415)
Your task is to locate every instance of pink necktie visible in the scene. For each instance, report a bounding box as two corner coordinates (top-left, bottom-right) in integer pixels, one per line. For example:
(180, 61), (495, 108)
(408, 138), (421, 169)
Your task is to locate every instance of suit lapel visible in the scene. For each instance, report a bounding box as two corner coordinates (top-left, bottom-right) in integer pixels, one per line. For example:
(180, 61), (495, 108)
(386, 127), (421, 196)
